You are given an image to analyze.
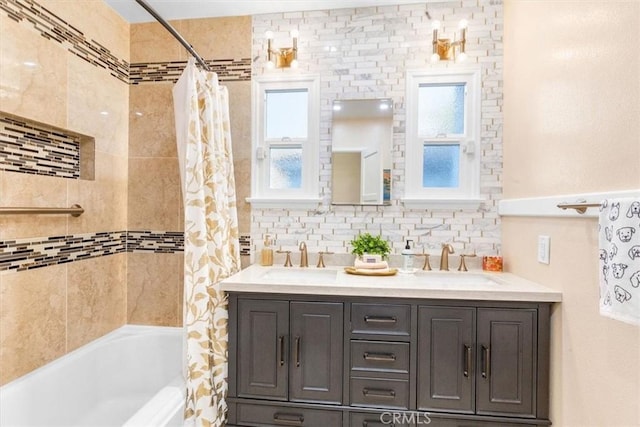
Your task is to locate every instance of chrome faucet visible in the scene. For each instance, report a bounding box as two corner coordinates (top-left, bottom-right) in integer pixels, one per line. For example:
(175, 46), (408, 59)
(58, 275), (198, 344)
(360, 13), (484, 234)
(439, 243), (455, 271)
(299, 242), (308, 267)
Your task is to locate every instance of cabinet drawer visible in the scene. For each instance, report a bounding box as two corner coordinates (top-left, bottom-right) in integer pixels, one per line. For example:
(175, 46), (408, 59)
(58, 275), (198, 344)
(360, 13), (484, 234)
(235, 403), (342, 427)
(425, 418), (537, 427)
(351, 304), (410, 337)
(351, 341), (410, 374)
(350, 411), (416, 427)
(350, 377), (409, 409)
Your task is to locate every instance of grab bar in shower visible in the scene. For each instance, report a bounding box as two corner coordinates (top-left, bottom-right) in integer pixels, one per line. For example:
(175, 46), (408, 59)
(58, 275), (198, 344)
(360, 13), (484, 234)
(557, 200), (602, 214)
(0, 204), (84, 217)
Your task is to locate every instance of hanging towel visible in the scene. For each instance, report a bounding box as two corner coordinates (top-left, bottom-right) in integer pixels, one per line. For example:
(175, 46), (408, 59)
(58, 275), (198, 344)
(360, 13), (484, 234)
(598, 197), (640, 326)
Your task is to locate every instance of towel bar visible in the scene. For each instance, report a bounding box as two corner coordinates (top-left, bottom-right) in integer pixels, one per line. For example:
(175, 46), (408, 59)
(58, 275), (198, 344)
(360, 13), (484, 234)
(0, 204), (84, 217)
(557, 201), (602, 214)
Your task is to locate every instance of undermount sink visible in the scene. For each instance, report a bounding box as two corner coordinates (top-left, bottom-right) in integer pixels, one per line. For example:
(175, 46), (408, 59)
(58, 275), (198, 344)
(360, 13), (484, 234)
(259, 268), (338, 283)
(413, 271), (502, 286)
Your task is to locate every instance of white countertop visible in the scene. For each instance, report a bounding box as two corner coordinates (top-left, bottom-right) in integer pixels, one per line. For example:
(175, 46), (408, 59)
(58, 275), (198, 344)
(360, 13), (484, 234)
(220, 264), (562, 303)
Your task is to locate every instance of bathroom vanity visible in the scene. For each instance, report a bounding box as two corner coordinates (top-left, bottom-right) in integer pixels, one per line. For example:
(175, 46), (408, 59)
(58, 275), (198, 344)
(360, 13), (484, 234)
(221, 266), (561, 427)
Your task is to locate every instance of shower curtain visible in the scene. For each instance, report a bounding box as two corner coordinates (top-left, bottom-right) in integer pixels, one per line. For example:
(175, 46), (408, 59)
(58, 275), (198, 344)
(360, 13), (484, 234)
(173, 58), (241, 427)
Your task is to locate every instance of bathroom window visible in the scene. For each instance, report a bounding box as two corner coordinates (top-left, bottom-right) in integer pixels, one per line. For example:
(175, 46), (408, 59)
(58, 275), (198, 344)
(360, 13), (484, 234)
(404, 69), (482, 208)
(249, 75), (320, 207)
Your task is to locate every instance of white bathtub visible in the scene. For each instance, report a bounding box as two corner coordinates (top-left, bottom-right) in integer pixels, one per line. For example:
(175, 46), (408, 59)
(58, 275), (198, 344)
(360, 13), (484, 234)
(0, 325), (185, 427)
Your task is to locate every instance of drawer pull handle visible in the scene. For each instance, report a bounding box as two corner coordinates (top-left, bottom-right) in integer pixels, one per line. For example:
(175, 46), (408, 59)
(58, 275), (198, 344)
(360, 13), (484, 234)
(278, 336), (285, 366)
(364, 315), (397, 324)
(363, 421), (390, 427)
(463, 345), (471, 377)
(363, 351), (396, 362)
(273, 412), (304, 426)
(481, 345), (491, 378)
(363, 387), (396, 399)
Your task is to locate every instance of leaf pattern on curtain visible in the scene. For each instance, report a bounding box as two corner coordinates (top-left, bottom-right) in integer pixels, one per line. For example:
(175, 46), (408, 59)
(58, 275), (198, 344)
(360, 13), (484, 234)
(175, 59), (240, 427)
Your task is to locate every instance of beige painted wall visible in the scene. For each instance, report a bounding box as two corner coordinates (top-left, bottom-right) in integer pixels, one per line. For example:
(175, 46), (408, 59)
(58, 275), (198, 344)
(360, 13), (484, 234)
(503, 1), (640, 426)
(0, 0), (130, 385)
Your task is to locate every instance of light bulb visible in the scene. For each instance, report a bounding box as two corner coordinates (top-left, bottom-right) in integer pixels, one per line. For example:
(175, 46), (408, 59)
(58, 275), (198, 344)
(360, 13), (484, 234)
(264, 30), (274, 39)
(430, 53), (441, 63)
(290, 29), (299, 38)
(458, 19), (469, 29)
(290, 59), (299, 69)
(456, 52), (468, 63)
(266, 60), (275, 69)
(431, 20), (441, 30)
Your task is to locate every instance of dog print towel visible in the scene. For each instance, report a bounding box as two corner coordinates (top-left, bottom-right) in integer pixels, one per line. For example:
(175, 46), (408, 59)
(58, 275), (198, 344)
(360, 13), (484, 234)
(599, 197), (640, 326)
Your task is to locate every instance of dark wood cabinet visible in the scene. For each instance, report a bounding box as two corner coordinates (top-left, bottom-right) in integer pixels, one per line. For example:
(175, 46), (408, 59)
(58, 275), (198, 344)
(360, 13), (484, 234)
(476, 308), (536, 417)
(417, 306), (475, 413)
(235, 298), (343, 405)
(227, 293), (551, 427)
(289, 302), (344, 404)
(417, 306), (537, 418)
(237, 299), (289, 400)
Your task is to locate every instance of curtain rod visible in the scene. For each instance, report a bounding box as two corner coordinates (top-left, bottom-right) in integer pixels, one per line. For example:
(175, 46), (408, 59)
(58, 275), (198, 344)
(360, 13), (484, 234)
(133, 0), (211, 71)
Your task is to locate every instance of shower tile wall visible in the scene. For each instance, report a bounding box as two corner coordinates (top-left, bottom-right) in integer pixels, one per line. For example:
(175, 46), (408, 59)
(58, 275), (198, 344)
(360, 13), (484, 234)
(0, 0), (129, 385)
(0, 0), (252, 384)
(127, 15), (252, 326)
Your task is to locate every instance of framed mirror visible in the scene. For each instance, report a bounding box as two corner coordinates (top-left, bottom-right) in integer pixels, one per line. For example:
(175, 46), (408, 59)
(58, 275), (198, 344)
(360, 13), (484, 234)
(331, 99), (393, 205)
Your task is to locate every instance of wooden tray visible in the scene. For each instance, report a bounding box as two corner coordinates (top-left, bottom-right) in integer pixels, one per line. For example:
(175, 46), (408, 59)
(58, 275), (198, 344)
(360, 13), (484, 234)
(344, 267), (398, 276)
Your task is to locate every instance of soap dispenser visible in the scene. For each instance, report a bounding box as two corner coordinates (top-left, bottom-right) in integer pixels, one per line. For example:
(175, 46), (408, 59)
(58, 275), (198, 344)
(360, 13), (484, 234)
(260, 234), (273, 266)
(401, 239), (415, 273)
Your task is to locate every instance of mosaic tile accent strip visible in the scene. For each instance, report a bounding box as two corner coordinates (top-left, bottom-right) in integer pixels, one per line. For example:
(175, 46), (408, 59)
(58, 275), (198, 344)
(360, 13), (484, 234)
(127, 230), (185, 253)
(0, 230), (186, 272)
(129, 58), (252, 85)
(239, 233), (251, 256)
(0, 0), (130, 84)
(1, 1), (253, 85)
(0, 231), (126, 272)
(0, 113), (81, 178)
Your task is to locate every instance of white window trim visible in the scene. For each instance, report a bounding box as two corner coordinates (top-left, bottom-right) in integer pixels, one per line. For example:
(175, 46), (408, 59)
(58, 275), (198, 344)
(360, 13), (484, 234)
(403, 68), (483, 210)
(248, 74), (320, 209)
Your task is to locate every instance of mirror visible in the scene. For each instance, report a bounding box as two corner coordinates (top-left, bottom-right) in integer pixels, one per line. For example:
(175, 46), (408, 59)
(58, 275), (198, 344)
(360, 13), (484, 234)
(331, 99), (393, 205)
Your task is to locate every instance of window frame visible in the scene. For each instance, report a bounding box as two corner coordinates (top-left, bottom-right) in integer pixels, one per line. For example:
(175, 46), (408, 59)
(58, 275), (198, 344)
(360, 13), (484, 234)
(404, 68), (483, 209)
(249, 74), (321, 208)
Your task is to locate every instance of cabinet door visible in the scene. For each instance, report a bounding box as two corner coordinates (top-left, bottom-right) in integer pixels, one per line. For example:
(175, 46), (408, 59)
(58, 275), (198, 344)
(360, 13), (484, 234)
(476, 308), (536, 416)
(417, 306), (475, 413)
(237, 299), (289, 400)
(289, 302), (343, 404)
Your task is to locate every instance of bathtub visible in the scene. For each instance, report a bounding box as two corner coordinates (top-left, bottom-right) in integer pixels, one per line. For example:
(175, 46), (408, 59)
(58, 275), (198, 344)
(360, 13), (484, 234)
(0, 325), (185, 427)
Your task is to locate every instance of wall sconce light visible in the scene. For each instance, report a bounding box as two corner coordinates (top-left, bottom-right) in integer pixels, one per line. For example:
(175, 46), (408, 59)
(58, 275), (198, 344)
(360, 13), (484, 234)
(430, 19), (468, 63)
(265, 29), (299, 69)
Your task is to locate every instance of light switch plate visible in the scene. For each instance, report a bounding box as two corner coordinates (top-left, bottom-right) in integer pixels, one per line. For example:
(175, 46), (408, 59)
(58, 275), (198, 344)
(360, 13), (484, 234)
(538, 235), (550, 264)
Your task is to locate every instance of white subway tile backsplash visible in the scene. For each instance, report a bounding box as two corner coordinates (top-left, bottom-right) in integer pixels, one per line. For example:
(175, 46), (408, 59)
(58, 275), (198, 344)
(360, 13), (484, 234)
(251, 0), (503, 261)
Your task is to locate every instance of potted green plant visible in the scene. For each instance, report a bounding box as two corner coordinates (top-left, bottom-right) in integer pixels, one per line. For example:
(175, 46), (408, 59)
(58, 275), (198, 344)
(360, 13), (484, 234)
(350, 233), (391, 260)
